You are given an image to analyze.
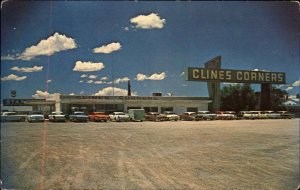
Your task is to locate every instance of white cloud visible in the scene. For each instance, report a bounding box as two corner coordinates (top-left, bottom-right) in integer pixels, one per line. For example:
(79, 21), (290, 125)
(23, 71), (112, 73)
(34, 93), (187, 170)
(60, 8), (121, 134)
(80, 74), (88, 78)
(285, 87), (293, 91)
(94, 87), (137, 96)
(136, 72), (166, 81)
(47, 79), (52, 83)
(101, 76), (109, 81)
(1, 74), (27, 81)
(73, 61), (105, 72)
(88, 75), (97, 79)
(94, 81), (105, 84)
(124, 27), (129, 31)
(10, 65), (43, 72)
(87, 80), (94, 84)
(93, 42), (122, 54)
(32, 90), (60, 100)
(292, 79), (300, 86)
(20, 33), (76, 60)
(130, 13), (166, 29)
(179, 72), (185, 77)
(79, 80), (84, 83)
(1, 54), (18, 60)
(80, 91), (84, 95)
(114, 77), (130, 84)
(69, 93), (75, 95)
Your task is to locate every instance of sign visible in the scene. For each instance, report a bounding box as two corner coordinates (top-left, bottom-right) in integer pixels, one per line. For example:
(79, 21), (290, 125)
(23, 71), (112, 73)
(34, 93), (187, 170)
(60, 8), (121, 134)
(185, 67), (285, 84)
(3, 99), (25, 106)
(11, 90), (16, 97)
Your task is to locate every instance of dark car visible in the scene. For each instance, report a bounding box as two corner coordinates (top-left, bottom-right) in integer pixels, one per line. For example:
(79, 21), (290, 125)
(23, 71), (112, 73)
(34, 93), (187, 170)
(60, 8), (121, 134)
(179, 112), (196, 121)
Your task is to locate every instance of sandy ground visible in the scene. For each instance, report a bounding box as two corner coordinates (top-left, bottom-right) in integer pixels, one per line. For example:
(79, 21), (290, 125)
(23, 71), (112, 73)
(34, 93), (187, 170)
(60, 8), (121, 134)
(1, 119), (299, 190)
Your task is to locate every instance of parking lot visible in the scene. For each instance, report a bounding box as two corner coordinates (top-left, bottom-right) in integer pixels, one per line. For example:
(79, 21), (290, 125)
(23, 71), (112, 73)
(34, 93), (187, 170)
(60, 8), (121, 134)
(1, 119), (299, 190)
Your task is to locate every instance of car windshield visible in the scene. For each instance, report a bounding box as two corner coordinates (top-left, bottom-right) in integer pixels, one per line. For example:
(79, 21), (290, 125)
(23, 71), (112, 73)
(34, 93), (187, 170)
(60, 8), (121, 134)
(116, 113), (125, 115)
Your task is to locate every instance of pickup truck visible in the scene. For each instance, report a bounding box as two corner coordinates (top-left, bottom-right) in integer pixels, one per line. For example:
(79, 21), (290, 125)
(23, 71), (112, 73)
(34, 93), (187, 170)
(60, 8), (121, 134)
(1, 112), (27, 122)
(88, 112), (110, 122)
(49, 111), (66, 122)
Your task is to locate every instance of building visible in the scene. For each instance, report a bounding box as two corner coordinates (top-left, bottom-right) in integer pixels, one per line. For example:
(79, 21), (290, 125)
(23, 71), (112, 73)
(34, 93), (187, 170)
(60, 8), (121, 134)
(2, 94), (212, 114)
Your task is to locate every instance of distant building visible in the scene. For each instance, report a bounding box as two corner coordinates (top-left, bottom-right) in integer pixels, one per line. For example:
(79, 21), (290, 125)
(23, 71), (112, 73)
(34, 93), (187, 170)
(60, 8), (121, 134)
(283, 98), (300, 112)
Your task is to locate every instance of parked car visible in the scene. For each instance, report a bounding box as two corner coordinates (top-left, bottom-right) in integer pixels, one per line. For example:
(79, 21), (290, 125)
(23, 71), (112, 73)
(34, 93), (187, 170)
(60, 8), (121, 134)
(109, 112), (130, 122)
(69, 111), (88, 122)
(237, 111), (256, 120)
(27, 111), (45, 122)
(179, 112), (196, 121)
(276, 111), (295, 119)
(145, 112), (169, 122)
(264, 111), (281, 119)
(216, 111), (236, 120)
(1, 112), (27, 122)
(49, 111), (66, 122)
(88, 112), (110, 122)
(195, 111), (217, 121)
(163, 111), (180, 121)
(128, 109), (145, 122)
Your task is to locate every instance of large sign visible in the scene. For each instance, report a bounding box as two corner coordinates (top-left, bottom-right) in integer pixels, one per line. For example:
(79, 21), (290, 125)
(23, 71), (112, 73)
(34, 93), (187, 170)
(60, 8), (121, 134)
(185, 67), (285, 84)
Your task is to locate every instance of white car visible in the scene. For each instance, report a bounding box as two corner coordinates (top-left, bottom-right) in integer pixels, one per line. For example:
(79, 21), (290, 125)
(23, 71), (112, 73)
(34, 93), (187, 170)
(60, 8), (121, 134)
(163, 111), (180, 121)
(1, 112), (27, 122)
(109, 112), (130, 122)
(49, 111), (66, 122)
(27, 111), (45, 122)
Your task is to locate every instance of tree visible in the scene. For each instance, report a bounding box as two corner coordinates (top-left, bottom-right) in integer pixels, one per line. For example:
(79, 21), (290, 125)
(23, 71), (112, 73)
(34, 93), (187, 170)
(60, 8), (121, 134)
(220, 84), (257, 112)
(271, 87), (288, 111)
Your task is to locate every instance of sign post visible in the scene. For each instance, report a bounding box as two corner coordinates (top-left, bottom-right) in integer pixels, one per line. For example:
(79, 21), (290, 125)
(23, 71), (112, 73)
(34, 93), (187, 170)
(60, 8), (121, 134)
(11, 90), (16, 111)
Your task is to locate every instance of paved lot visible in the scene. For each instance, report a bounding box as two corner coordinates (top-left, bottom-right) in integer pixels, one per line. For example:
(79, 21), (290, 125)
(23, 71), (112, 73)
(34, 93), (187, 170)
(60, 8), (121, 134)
(1, 119), (299, 190)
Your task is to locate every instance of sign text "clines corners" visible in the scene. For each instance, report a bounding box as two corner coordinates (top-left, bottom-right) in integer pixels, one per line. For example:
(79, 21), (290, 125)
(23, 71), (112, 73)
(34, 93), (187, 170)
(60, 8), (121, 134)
(186, 68), (285, 84)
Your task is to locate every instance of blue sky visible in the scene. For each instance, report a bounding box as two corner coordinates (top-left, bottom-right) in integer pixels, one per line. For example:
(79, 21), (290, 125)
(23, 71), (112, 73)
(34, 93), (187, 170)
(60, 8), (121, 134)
(1, 1), (299, 99)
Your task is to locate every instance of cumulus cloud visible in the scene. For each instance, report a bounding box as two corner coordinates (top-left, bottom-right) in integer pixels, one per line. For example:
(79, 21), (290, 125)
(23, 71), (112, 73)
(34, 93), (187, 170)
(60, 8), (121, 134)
(79, 80), (84, 83)
(94, 81), (105, 84)
(292, 79), (300, 86)
(285, 87), (293, 91)
(135, 72), (166, 81)
(87, 80), (94, 84)
(47, 79), (52, 83)
(101, 76), (109, 81)
(32, 90), (60, 100)
(3, 33), (77, 61)
(88, 75), (97, 79)
(94, 87), (137, 96)
(1, 74), (27, 81)
(73, 61), (105, 72)
(114, 77), (130, 84)
(93, 42), (122, 54)
(130, 13), (166, 29)
(10, 65), (43, 72)
(80, 74), (88, 78)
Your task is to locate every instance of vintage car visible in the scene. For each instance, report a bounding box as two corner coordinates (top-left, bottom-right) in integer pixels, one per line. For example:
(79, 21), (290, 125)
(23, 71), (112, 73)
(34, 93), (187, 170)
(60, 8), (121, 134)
(1, 112), (27, 122)
(163, 111), (180, 121)
(69, 111), (88, 122)
(216, 111), (236, 120)
(237, 111), (257, 119)
(264, 111), (281, 119)
(27, 111), (45, 122)
(179, 112), (196, 121)
(109, 112), (130, 122)
(145, 112), (169, 122)
(49, 111), (66, 122)
(276, 111), (295, 119)
(88, 112), (110, 122)
(195, 111), (217, 120)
